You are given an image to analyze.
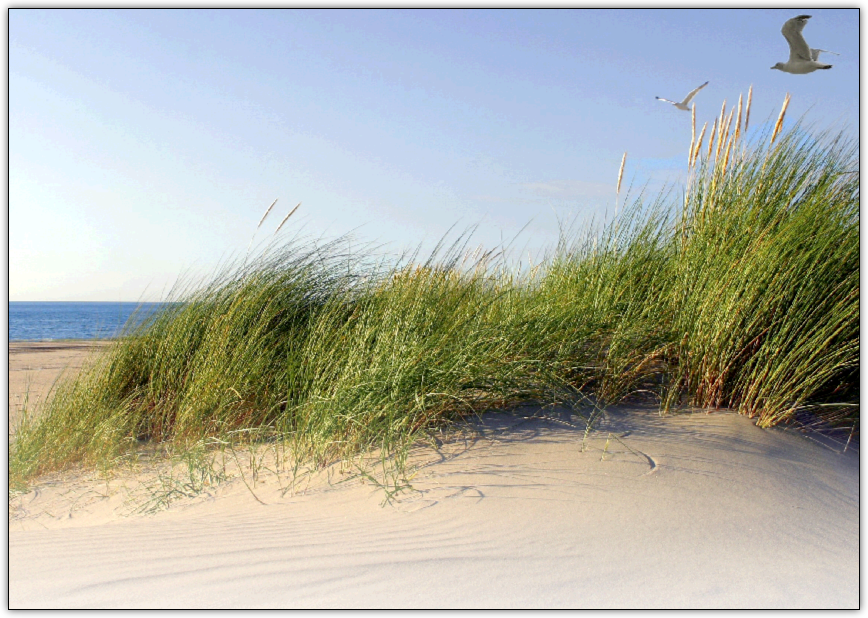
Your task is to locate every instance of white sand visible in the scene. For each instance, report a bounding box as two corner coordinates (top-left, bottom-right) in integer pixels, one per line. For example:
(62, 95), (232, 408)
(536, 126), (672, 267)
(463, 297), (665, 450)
(9, 405), (858, 609)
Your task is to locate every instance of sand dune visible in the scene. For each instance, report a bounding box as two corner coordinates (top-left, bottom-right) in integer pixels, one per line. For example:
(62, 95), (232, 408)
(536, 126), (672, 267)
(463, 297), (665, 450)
(9, 397), (858, 608)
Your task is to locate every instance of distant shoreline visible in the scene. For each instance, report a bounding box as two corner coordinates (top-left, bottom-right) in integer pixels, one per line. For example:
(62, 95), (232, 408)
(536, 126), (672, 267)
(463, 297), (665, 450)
(9, 339), (117, 349)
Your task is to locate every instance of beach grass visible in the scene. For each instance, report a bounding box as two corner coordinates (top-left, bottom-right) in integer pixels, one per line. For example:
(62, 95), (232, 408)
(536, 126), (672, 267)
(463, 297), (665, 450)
(9, 99), (859, 491)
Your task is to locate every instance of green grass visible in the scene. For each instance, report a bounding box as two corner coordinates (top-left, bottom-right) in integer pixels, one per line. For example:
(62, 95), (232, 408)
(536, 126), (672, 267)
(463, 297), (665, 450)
(9, 114), (859, 491)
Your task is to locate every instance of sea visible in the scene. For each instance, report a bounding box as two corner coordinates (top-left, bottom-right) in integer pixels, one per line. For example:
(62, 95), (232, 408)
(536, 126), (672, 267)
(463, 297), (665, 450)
(9, 302), (170, 342)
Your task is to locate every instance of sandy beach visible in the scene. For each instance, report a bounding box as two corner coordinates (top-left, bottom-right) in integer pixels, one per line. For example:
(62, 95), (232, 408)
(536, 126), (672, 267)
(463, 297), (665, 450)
(8, 341), (113, 431)
(8, 343), (859, 609)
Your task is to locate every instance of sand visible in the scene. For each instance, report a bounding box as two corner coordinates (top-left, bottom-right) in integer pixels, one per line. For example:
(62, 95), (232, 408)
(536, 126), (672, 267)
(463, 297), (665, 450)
(8, 341), (112, 431)
(7, 343), (859, 609)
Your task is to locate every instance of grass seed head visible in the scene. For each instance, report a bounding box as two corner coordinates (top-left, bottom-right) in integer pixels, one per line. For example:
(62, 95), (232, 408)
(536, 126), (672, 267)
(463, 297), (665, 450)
(616, 152), (627, 196)
(257, 198), (279, 230)
(771, 93), (791, 145)
(689, 104), (696, 167)
(734, 93), (743, 143)
(692, 122), (708, 168)
(707, 118), (717, 161)
(744, 85), (753, 135)
(275, 202), (302, 235)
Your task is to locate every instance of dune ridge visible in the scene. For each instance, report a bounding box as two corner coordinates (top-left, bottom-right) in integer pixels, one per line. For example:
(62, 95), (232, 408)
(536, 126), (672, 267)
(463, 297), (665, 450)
(10, 403), (858, 609)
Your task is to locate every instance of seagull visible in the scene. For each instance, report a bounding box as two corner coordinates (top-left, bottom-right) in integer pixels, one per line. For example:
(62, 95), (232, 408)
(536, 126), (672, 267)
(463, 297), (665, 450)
(771, 15), (838, 74)
(656, 81), (708, 111)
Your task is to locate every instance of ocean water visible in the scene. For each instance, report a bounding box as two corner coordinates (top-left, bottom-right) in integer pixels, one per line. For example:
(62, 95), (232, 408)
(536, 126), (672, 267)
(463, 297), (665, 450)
(9, 302), (169, 342)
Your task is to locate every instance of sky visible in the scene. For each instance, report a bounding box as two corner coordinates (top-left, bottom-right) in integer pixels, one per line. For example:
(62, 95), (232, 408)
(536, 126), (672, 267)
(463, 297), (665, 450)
(9, 8), (859, 301)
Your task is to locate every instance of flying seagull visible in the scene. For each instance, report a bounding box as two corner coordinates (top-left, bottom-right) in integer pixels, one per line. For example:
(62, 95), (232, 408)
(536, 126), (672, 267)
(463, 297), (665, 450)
(772, 15), (839, 74)
(656, 81), (708, 111)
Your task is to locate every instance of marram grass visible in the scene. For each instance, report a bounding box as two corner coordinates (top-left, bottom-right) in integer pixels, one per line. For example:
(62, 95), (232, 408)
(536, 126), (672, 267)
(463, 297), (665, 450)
(10, 110), (858, 490)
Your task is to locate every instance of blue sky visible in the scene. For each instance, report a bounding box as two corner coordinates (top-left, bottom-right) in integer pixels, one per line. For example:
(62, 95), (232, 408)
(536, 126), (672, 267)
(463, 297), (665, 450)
(10, 8), (859, 301)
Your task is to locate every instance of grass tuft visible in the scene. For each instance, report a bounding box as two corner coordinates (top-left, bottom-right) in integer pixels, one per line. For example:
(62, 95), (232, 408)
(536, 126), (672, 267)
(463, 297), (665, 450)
(10, 96), (858, 491)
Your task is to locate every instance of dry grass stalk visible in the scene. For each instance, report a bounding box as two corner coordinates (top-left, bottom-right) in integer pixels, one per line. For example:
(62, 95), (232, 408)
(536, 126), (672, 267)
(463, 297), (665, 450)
(689, 104), (696, 167)
(744, 85), (753, 135)
(716, 99), (727, 152)
(734, 93), (743, 143)
(770, 93), (791, 145)
(616, 151), (627, 197)
(718, 108), (735, 165)
(707, 118), (718, 161)
(275, 202), (302, 235)
(257, 199), (279, 230)
(721, 134), (733, 176)
(716, 125), (728, 168)
(724, 108), (735, 140)
(691, 122), (708, 168)
(715, 106), (730, 164)
(615, 151), (627, 217)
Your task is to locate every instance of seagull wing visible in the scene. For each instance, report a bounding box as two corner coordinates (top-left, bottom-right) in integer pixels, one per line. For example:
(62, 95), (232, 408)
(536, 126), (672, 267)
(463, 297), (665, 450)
(680, 81), (709, 106)
(811, 48), (840, 61)
(656, 96), (678, 105)
(781, 15), (813, 62)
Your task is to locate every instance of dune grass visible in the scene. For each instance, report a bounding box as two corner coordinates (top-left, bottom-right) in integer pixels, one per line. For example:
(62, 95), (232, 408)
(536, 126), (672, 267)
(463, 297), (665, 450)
(9, 100), (859, 491)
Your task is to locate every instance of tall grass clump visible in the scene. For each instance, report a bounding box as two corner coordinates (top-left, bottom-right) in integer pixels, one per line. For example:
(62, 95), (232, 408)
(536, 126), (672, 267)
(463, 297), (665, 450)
(10, 94), (858, 490)
(665, 96), (858, 427)
(9, 234), (550, 488)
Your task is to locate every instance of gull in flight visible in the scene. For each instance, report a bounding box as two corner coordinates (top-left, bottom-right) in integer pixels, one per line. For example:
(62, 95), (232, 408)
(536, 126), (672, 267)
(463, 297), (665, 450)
(656, 81), (708, 111)
(772, 15), (839, 74)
